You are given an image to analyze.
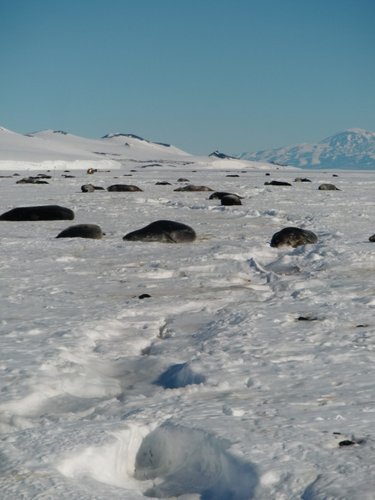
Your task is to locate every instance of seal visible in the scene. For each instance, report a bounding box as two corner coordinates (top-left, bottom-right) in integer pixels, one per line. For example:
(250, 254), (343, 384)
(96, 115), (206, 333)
(209, 191), (243, 200)
(221, 194), (242, 206)
(81, 184), (95, 192)
(265, 180), (292, 186)
(56, 224), (103, 239)
(174, 185), (213, 192)
(270, 227), (318, 248)
(107, 184), (143, 192)
(318, 183), (340, 191)
(16, 177), (49, 184)
(294, 177), (312, 183)
(123, 220), (196, 243)
(0, 205), (74, 221)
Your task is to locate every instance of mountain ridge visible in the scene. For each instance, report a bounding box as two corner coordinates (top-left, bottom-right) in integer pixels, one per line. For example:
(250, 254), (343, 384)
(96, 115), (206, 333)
(239, 128), (375, 169)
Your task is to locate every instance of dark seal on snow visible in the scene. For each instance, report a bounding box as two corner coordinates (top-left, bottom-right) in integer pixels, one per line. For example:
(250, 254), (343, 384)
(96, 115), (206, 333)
(265, 180), (292, 186)
(123, 220), (196, 243)
(174, 184), (213, 192)
(56, 224), (103, 239)
(81, 184), (104, 192)
(369, 234), (375, 242)
(294, 177), (312, 183)
(221, 194), (242, 206)
(16, 176), (49, 184)
(318, 183), (340, 191)
(81, 184), (95, 192)
(107, 184), (143, 192)
(0, 205), (74, 221)
(270, 227), (318, 248)
(209, 191), (243, 200)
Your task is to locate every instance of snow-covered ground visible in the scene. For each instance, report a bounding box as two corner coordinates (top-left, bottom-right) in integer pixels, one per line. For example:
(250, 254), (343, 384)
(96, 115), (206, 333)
(1, 159), (375, 499)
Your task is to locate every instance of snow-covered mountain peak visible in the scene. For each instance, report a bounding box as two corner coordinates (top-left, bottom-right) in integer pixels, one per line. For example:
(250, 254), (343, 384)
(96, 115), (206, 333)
(320, 128), (375, 148)
(240, 128), (375, 169)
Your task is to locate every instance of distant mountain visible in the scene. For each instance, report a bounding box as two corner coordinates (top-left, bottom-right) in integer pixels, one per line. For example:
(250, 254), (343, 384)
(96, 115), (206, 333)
(239, 129), (375, 169)
(0, 126), (279, 171)
(0, 127), (191, 163)
(208, 150), (236, 159)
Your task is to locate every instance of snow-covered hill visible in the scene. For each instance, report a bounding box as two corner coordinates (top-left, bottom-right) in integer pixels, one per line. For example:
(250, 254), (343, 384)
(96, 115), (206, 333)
(239, 128), (375, 169)
(0, 127), (278, 172)
(0, 127), (193, 168)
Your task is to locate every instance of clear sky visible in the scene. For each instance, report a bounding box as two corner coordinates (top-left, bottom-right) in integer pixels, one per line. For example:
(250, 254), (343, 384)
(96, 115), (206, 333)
(1, 0), (374, 154)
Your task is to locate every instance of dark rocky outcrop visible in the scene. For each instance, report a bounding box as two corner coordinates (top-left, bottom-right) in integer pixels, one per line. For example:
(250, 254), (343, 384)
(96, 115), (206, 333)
(209, 150), (236, 159)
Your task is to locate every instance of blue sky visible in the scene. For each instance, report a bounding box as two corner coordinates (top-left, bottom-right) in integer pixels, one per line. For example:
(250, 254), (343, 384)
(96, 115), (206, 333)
(1, 0), (374, 154)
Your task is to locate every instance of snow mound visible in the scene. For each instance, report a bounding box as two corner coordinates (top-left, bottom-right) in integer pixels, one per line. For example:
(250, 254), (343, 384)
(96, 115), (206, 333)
(135, 423), (258, 499)
(57, 423), (258, 499)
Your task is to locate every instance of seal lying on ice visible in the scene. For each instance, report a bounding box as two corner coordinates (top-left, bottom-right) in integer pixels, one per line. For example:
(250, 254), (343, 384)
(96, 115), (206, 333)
(209, 191), (243, 200)
(123, 220), (196, 243)
(56, 224), (103, 239)
(221, 194), (242, 206)
(0, 205), (74, 221)
(107, 184), (143, 192)
(270, 227), (318, 248)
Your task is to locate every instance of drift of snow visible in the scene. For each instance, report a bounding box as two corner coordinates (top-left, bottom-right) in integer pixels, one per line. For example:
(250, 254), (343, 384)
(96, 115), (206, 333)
(1, 147), (375, 499)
